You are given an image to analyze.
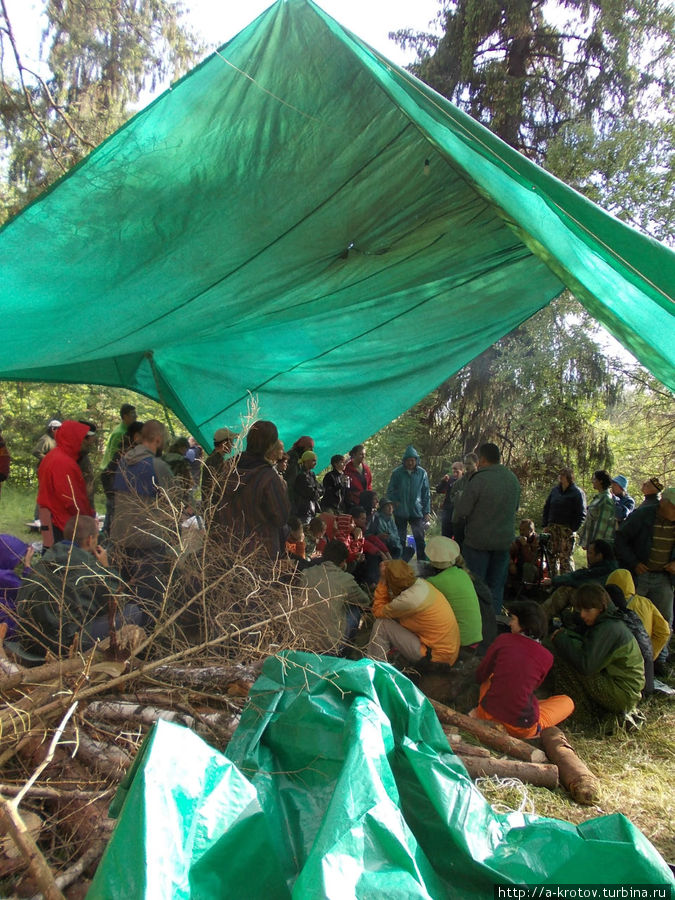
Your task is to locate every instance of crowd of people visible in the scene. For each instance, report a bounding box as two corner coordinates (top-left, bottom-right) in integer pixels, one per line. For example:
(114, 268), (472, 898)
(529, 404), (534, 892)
(0, 409), (672, 734)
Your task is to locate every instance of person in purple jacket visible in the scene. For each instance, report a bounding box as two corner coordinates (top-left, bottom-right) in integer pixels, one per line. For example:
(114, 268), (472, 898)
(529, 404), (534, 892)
(0, 535), (34, 638)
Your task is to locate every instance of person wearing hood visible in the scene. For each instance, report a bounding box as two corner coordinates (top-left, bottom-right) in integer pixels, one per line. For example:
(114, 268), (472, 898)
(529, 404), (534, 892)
(551, 583), (645, 723)
(215, 420), (290, 559)
(386, 446), (431, 561)
(0, 535), (34, 638)
(37, 420), (96, 545)
(606, 569), (670, 663)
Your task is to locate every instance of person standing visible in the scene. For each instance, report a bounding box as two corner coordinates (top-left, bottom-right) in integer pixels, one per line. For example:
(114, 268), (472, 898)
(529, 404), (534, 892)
(436, 461), (464, 538)
(611, 475), (635, 525)
(638, 476), (663, 509)
(578, 470), (616, 549)
(37, 420), (96, 545)
(32, 420), (61, 467)
(201, 427), (237, 510)
(101, 404), (137, 469)
(454, 442), (520, 614)
(450, 452), (479, 540)
(386, 446), (431, 561)
(614, 487), (675, 676)
(344, 445), (372, 509)
(542, 467), (586, 576)
(0, 428), (10, 501)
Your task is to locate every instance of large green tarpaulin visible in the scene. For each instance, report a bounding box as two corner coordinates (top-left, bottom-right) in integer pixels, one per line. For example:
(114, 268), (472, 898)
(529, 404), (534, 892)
(88, 653), (674, 898)
(1, 0), (673, 451)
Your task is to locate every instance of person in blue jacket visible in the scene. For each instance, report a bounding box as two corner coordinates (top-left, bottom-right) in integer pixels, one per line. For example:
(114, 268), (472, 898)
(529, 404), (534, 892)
(386, 446), (431, 561)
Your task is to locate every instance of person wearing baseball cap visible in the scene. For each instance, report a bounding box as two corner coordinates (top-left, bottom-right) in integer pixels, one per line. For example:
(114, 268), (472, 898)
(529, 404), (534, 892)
(615, 485), (675, 676)
(201, 427), (238, 511)
(610, 474), (635, 524)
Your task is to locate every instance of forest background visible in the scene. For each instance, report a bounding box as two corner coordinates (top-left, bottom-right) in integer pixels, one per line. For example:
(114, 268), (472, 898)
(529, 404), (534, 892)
(0, 0), (673, 526)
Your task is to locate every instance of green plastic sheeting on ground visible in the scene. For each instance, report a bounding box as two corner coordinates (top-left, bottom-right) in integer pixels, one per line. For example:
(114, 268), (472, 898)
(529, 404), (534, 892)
(89, 653), (674, 898)
(0, 0), (673, 453)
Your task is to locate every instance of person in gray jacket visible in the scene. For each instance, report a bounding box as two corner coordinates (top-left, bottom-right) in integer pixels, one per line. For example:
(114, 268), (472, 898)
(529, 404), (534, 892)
(454, 442), (520, 614)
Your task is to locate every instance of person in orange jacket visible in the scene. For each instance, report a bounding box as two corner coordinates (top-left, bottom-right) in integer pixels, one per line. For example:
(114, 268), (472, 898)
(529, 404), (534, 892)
(367, 558), (460, 666)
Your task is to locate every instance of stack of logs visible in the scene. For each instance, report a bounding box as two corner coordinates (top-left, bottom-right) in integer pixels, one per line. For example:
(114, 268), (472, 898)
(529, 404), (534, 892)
(0, 643), (599, 897)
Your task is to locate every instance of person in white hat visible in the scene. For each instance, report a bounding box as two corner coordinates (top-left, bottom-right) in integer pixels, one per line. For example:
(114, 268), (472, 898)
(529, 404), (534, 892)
(426, 535), (483, 647)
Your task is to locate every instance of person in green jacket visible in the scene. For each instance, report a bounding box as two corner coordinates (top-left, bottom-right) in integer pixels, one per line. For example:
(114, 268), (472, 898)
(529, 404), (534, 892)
(17, 515), (143, 656)
(551, 583), (645, 725)
(426, 535), (483, 647)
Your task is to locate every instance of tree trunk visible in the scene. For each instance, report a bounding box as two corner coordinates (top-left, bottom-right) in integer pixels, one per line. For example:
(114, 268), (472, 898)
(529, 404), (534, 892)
(540, 726), (599, 804)
(430, 699), (547, 763)
(458, 755), (559, 789)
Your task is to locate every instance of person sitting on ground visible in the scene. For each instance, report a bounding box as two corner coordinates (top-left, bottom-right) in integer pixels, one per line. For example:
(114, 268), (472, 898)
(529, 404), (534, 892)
(0, 535), (34, 638)
(604, 583), (654, 696)
(541, 539), (618, 623)
(285, 516), (307, 562)
(550, 583), (645, 726)
(426, 536), (483, 648)
(359, 490), (378, 521)
(17, 516), (143, 656)
(638, 476), (663, 509)
(350, 506), (391, 587)
(297, 540), (371, 655)
(367, 559), (460, 667)
(305, 516), (327, 559)
(368, 498), (402, 559)
(509, 519), (541, 585)
(605, 569), (670, 664)
(322, 454), (349, 512)
(470, 601), (574, 738)
(578, 470), (616, 549)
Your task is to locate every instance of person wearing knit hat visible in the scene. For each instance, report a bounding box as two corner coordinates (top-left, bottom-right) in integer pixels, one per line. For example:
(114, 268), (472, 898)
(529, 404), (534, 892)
(615, 486), (675, 677)
(367, 559), (460, 666)
(214, 420), (290, 559)
(611, 475), (635, 525)
(426, 536), (483, 647)
(639, 476), (664, 508)
(293, 450), (322, 524)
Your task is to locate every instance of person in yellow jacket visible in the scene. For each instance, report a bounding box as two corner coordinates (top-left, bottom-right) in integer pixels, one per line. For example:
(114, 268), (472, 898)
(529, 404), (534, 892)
(606, 569), (670, 660)
(367, 559), (460, 665)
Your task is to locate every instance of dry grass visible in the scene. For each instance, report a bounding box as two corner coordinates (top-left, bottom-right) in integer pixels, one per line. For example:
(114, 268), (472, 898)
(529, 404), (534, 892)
(476, 691), (675, 862)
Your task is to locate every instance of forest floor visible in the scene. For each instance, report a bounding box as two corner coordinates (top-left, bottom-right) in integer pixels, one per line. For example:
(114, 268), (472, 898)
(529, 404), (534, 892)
(1, 483), (674, 870)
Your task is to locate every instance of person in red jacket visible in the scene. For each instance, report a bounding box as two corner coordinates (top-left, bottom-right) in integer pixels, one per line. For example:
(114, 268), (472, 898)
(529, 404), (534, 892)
(37, 420), (96, 545)
(344, 444), (372, 508)
(470, 600), (573, 738)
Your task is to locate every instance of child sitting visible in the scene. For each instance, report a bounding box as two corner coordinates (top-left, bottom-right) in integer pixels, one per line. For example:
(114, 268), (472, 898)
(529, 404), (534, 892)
(285, 516), (307, 561)
(509, 519), (541, 585)
(368, 498), (402, 558)
(551, 583), (645, 725)
(470, 600), (573, 738)
(305, 516), (327, 559)
(605, 569), (670, 662)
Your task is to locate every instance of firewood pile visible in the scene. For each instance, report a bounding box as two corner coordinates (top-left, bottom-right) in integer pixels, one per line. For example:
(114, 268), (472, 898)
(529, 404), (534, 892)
(0, 533), (599, 898)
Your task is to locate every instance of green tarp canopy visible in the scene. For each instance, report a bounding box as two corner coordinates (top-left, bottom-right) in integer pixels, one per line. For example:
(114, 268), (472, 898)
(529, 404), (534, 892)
(1, 0), (673, 451)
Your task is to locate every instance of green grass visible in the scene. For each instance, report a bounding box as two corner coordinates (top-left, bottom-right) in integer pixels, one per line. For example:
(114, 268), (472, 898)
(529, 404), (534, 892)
(0, 483), (106, 540)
